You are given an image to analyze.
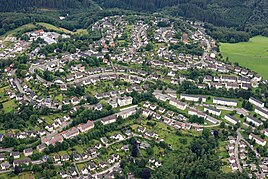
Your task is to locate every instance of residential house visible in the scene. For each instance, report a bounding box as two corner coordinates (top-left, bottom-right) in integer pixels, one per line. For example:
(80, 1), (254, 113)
(204, 106), (221, 116)
(23, 148), (33, 157)
(188, 108), (206, 118)
(78, 120), (95, 133)
(213, 98), (237, 107)
(255, 107), (268, 119)
(224, 115), (240, 125)
(10, 152), (20, 159)
(61, 127), (80, 139)
(246, 115), (263, 127)
(37, 143), (46, 152)
(180, 94), (206, 102)
(1, 162), (10, 170)
(101, 115), (117, 125)
(249, 133), (266, 146)
(169, 98), (187, 110)
(117, 96), (133, 107)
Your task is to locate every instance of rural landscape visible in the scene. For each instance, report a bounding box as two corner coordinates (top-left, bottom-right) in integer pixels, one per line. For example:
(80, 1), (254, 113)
(0, 0), (267, 179)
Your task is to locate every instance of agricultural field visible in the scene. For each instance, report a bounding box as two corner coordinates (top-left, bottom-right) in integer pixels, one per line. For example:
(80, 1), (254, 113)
(220, 36), (268, 79)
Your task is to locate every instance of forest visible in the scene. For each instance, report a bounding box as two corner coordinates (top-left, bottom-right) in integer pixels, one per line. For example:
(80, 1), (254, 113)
(0, 0), (92, 11)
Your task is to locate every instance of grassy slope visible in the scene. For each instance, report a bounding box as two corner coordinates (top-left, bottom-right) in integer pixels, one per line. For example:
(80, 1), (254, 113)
(0, 22), (88, 40)
(37, 22), (73, 34)
(220, 36), (268, 79)
(0, 23), (37, 39)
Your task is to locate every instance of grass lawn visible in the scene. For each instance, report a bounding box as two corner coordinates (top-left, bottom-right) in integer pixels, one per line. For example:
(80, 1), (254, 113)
(218, 141), (228, 158)
(73, 145), (84, 154)
(74, 29), (88, 35)
(221, 165), (232, 173)
(41, 113), (63, 124)
(2, 99), (16, 112)
(10, 172), (35, 179)
(220, 36), (268, 79)
(37, 22), (72, 34)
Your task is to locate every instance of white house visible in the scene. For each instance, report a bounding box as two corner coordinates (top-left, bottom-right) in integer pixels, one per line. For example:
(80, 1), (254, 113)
(101, 115), (117, 125)
(249, 133), (266, 146)
(204, 106), (221, 116)
(246, 115), (263, 127)
(224, 114), (239, 125)
(77, 120), (94, 133)
(117, 96), (133, 107)
(206, 115), (219, 124)
(249, 97), (265, 108)
(213, 98), (237, 107)
(255, 107), (268, 119)
(169, 98), (187, 110)
(180, 94), (206, 102)
(188, 108), (206, 118)
(263, 129), (268, 137)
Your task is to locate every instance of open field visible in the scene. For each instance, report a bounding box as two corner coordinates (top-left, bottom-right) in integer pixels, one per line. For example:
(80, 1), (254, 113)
(220, 36), (268, 79)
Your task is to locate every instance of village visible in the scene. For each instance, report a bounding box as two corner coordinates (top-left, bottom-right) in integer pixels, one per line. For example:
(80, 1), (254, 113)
(0, 15), (268, 178)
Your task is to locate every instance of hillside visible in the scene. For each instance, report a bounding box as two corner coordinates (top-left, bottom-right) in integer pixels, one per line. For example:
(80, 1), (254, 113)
(0, 0), (267, 43)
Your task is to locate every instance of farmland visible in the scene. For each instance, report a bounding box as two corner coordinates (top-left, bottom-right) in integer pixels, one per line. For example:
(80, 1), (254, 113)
(220, 36), (268, 79)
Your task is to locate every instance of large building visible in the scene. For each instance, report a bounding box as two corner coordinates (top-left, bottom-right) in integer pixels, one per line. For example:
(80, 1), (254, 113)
(180, 94), (206, 102)
(206, 115), (219, 124)
(169, 98), (187, 110)
(77, 120), (95, 133)
(101, 115), (117, 125)
(249, 133), (266, 146)
(117, 96), (133, 107)
(246, 115), (263, 127)
(213, 98), (237, 107)
(188, 108), (206, 118)
(204, 106), (221, 116)
(224, 114), (239, 125)
(255, 107), (268, 119)
(249, 97), (265, 108)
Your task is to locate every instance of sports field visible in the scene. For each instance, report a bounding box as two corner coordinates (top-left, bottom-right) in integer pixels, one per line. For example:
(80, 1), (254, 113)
(220, 36), (268, 79)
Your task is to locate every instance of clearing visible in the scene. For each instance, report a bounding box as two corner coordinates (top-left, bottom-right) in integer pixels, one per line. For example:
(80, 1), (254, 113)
(37, 22), (72, 34)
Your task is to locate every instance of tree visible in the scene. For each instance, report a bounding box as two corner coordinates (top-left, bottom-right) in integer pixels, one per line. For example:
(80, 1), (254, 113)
(220, 122), (225, 128)
(202, 128), (210, 139)
(14, 166), (20, 175)
(141, 168), (151, 179)
(131, 139), (139, 157)
(189, 115), (204, 124)
(145, 43), (153, 51)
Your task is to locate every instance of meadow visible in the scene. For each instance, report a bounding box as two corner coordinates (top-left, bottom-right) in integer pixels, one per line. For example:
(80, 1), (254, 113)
(220, 36), (268, 79)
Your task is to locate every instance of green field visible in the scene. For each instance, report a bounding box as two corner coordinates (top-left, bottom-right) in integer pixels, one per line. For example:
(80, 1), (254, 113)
(3, 99), (16, 113)
(37, 22), (72, 34)
(220, 36), (268, 79)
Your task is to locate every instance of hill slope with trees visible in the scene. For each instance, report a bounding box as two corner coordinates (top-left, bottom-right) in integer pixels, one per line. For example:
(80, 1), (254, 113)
(0, 0), (92, 11)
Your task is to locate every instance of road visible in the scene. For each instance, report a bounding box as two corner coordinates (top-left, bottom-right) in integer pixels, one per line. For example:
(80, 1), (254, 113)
(235, 129), (243, 173)
(0, 147), (13, 153)
(237, 129), (260, 158)
(92, 162), (120, 177)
